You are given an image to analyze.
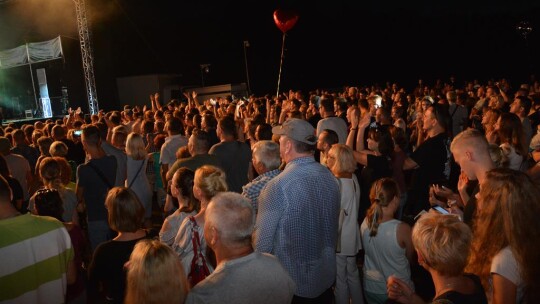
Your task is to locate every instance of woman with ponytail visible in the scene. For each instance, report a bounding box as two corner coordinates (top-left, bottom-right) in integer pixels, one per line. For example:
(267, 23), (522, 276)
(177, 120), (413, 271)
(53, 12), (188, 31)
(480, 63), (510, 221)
(28, 157), (79, 225)
(361, 177), (414, 304)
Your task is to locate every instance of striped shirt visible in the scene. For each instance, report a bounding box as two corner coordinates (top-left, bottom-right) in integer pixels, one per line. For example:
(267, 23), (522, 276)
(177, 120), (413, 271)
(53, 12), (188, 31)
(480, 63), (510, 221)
(255, 156), (340, 298)
(0, 214), (74, 303)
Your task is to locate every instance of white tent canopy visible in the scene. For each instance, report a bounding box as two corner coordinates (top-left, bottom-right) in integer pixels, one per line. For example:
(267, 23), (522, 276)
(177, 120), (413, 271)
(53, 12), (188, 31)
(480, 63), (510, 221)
(0, 36), (63, 69)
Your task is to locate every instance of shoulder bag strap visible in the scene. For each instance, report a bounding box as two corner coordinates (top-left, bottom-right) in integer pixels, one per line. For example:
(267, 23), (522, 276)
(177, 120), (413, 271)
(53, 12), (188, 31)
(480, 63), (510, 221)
(128, 159), (145, 188)
(87, 161), (113, 188)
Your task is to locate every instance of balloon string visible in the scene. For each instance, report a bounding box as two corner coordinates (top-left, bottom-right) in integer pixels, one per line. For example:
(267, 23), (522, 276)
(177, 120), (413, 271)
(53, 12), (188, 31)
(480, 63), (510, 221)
(276, 33), (286, 98)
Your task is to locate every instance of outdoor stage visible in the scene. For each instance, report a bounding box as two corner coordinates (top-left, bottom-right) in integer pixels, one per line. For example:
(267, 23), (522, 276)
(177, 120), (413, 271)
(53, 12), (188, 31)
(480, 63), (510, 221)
(2, 115), (65, 128)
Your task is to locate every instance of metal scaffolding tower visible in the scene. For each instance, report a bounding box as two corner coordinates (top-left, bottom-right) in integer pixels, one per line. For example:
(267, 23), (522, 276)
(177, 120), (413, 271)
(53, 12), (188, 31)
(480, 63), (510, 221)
(74, 0), (99, 114)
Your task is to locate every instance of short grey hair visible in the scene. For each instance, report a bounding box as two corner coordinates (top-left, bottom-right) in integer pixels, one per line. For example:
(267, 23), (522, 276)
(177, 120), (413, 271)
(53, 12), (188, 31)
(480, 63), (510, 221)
(252, 140), (281, 171)
(206, 192), (254, 247)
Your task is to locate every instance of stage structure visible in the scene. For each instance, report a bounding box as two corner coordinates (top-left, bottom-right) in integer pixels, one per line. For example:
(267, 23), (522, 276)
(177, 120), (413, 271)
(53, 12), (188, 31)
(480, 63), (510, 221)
(0, 36), (64, 118)
(74, 0), (99, 115)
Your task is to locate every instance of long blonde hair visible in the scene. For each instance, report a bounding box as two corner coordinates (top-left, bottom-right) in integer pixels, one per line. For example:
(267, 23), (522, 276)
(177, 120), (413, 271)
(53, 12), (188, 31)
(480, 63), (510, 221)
(125, 239), (189, 304)
(366, 178), (399, 237)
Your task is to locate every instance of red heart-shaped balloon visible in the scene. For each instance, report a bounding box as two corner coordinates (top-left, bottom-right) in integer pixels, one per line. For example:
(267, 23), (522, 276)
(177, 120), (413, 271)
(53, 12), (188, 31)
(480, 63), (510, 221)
(273, 9), (299, 33)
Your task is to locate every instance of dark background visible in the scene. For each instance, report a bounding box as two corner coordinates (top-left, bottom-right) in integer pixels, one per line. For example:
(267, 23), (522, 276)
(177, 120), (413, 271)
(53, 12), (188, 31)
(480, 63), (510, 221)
(1, 0), (539, 112)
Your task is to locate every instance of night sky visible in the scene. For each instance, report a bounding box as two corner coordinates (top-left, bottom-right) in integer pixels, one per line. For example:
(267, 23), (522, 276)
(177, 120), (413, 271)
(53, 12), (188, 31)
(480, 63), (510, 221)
(1, 0), (539, 111)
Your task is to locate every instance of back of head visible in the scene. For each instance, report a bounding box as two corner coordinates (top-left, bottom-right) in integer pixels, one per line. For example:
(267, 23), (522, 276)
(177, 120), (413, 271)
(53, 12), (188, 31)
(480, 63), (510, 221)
(413, 212), (471, 277)
(39, 157), (63, 189)
(252, 140), (281, 171)
(33, 188), (64, 222)
(207, 192), (254, 248)
(320, 97), (334, 113)
(51, 125), (66, 140)
(105, 187), (144, 232)
(82, 125), (101, 148)
(194, 165), (228, 200)
(321, 129), (339, 147)
(0, 136), (11, 155)
(450, 128), (489, 157)
(37, 136), (54, 155)
(12, 129), (25, 145)
(190, 129), (210, 154)
(125, 239), (189, 304)
(126, 132), (147, 160)
(172, 168), (199, 213)
(166, 117), (184, 135)
(256, 123), (273, 141)
(366, 178), (399, 237)
(218, 116), (237, 139)
(49, 141), (68, 157)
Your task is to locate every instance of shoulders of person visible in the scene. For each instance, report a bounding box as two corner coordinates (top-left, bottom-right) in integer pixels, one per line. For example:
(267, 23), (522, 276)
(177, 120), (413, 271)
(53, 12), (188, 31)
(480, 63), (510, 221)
(6, 153), (29, 163)
(491, 246), (521, 285)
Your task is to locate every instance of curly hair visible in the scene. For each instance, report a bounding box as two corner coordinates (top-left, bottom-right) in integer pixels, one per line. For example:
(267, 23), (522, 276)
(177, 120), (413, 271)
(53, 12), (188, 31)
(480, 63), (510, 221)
(466, 168), (540, 302)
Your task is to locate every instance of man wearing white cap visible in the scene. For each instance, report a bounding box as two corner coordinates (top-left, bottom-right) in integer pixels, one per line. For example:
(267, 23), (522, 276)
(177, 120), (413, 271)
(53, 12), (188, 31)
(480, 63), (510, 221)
(255, 118), (340, 303)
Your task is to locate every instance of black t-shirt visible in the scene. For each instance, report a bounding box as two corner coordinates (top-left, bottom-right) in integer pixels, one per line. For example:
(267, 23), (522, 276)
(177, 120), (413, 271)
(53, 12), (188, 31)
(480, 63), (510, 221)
(433, 274), (487, 304)
(407, 133), (448, 215)
(77, 155), (117, 221)
(359, 154), (392, 219)
(88, 235), (149, 303)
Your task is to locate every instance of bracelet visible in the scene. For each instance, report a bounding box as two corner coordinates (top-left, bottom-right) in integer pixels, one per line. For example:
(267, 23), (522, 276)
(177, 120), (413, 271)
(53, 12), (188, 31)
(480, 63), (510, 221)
(351, 128), (358, 130)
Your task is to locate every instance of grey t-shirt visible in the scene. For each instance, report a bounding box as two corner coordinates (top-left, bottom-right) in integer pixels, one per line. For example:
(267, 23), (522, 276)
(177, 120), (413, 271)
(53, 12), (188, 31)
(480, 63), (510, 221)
(186, 252), (296, 304)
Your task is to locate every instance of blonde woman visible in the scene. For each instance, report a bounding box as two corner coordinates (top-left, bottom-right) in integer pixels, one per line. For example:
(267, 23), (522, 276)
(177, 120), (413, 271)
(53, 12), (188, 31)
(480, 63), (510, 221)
(126, 132), (153, 227)
(327, 144), (364, 304)
(388, 213), (487, 304)
(361, 178), (414, 303)
(172, 165), (227, 285)
(125, 239), (190, 304)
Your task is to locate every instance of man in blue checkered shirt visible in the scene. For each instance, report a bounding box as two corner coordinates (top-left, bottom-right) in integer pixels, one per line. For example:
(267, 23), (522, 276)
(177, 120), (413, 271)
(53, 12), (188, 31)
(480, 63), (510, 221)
(241, 140), (281, 214)
(255, 118), (340, 303)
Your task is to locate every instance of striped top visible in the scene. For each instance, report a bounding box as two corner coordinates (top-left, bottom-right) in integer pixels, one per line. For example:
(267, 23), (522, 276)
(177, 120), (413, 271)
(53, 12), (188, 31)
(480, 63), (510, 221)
(0, 214), (74, 303)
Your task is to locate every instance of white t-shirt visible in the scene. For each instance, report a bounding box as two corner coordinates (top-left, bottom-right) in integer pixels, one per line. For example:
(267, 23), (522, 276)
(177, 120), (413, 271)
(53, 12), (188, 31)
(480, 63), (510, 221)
(491, 246), (524, 303)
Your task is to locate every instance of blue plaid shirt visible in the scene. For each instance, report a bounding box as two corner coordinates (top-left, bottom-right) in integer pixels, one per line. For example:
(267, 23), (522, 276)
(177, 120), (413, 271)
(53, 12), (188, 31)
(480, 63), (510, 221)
(255, 156), (340, 298)
(241, 169), (281, 213)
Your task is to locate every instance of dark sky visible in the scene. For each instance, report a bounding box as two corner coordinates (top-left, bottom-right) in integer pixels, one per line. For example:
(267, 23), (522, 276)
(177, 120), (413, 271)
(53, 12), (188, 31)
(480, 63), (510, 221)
(1, 0), (540, 110)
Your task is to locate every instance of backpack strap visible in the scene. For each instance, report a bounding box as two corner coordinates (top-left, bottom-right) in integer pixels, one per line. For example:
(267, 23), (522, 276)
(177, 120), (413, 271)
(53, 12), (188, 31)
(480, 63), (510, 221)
(87, 161), (114, 189)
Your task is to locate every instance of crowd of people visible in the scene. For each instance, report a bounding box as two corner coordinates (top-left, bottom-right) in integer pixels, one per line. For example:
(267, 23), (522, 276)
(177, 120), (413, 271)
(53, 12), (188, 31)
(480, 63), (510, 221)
(1, 76), (540, 303)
